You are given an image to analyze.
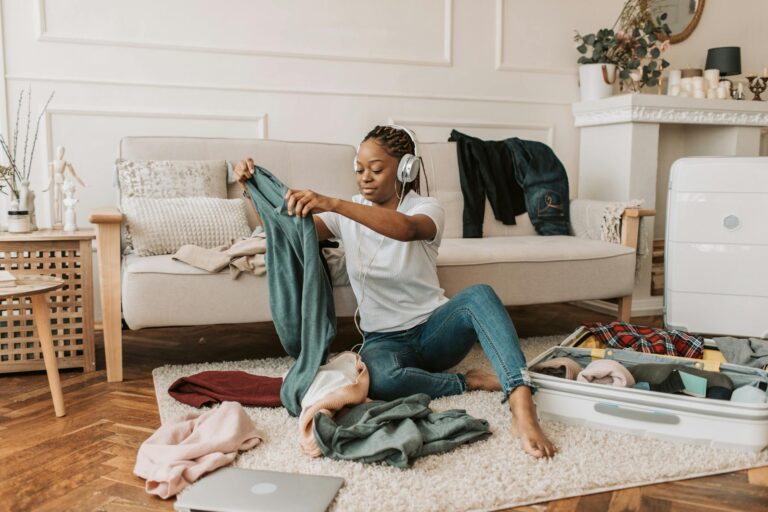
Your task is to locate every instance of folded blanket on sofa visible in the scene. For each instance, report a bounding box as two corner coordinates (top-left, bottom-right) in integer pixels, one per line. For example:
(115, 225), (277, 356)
(172, 233), (267, 279)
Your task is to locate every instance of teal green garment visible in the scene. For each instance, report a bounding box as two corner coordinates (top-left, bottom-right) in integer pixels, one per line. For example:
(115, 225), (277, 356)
(312, 393), (491, 468)
(243, 167), (336, 417)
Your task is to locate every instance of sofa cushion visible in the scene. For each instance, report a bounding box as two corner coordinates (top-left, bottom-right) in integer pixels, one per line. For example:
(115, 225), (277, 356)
(122, 197), (252, 256)
(121, 254), (358, 329)
(437, 236), (635, 266)
(122, 235), (635, 328)
(116, 159), (230, 251)
(437, 237), (636, 305)
(116, 159), (228, 200)
(120, 137), (361, 238)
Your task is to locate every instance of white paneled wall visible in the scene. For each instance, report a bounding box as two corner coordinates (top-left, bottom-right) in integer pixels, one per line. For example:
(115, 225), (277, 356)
(1, 0), (622, 225)
(1, 0), (766, 320)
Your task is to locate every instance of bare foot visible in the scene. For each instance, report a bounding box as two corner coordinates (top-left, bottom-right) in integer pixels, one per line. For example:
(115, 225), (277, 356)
(465, 369), (502, 392)
(508, 386), (557, 459)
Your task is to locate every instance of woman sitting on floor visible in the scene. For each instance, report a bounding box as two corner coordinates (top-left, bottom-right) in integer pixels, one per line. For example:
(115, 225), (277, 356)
(234, 125), (556, 459)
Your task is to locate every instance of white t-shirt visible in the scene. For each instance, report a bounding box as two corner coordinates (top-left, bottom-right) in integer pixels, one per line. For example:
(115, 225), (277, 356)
(317, 191), (448, 333)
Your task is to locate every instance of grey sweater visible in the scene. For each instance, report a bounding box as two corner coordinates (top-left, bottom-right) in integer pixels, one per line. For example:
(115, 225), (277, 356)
(313, 393), (491, 468)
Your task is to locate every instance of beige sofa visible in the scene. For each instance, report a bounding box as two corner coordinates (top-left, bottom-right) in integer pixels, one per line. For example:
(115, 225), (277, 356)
(91, 136), (652, 382)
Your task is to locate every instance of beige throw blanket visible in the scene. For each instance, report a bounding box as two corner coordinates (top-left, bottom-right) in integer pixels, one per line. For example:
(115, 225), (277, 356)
(173, 233), (267, 279)
(133, 401), (262, 498)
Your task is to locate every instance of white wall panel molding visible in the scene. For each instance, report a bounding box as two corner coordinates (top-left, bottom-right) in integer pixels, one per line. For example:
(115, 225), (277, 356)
(5, 74), (573, 107)
(389, 117), (555, 147)
(35, 0), (453, 67)
(44, 107), (267, 130)
(43, 106), (268, 163)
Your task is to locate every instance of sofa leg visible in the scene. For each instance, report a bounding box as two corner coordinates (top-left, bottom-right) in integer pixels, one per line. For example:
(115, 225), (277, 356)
(617, 295), (632, 322)
(95, 223), (124, 382)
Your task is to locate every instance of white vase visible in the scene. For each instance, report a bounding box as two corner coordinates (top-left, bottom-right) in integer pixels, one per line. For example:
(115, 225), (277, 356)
(19, 180), (30, 211)
(578, 63), (618, 102)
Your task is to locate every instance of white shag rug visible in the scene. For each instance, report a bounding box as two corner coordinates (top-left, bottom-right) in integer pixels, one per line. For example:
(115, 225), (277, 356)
(151, 335), (768, 512)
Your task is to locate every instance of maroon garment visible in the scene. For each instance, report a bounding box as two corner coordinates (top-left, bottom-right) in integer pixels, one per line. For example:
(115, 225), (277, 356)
(168, 371), (283, 408)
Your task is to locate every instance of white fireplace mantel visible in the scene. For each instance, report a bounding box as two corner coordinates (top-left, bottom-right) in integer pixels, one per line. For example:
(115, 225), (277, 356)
(573, 94), (768, 128)
(572, 94), (768, 317)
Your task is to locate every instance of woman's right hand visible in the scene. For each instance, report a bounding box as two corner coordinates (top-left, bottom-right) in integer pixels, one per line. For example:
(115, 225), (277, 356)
(234, 158), (255, 188)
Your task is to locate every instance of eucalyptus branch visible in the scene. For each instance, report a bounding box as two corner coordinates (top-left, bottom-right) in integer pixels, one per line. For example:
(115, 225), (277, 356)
(25, 91), (55, 181)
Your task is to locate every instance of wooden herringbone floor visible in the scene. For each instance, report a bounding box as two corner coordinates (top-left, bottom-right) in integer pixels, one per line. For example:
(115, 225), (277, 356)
(1, 303), (766, 512)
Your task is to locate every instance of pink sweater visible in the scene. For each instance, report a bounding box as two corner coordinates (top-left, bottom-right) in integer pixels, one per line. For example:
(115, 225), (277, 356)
(134, 401), (262, 498)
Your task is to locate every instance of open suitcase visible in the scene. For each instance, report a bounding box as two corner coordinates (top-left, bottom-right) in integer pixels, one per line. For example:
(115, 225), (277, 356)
(527, 157), (768, 452)
(528, 328), (768, 452)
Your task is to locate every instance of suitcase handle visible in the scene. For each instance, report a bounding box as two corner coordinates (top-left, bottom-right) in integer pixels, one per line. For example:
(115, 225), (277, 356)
(594, 402), (680, 425)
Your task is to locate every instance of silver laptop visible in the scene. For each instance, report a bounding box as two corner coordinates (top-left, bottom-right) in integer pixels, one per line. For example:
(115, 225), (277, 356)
(174, 467), (344, 512)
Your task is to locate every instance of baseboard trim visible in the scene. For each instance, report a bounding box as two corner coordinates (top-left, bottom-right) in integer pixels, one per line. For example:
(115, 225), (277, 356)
(572, 296), (663, 318)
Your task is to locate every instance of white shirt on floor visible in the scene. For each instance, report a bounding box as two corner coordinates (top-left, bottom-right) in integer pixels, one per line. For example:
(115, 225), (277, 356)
(317, 191), (448, 333)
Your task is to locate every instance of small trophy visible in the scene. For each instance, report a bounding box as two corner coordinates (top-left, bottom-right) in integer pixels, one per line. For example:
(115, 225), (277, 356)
(745, 75), (767, 101)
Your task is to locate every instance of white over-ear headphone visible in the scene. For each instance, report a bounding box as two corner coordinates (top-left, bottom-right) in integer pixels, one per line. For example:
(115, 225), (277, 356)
(353, 124), (421, 184)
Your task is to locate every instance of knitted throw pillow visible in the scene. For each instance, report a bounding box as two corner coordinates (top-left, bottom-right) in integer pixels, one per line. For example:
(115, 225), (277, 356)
(123, 197), (252, 257)
(116, 159), (229, 252)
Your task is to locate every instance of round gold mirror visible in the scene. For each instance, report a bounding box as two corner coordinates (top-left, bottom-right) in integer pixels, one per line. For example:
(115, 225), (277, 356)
(648, 0), (705, 44)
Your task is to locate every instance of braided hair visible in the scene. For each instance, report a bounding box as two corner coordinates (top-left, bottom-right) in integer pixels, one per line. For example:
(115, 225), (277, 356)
(362, 125), (429, 197)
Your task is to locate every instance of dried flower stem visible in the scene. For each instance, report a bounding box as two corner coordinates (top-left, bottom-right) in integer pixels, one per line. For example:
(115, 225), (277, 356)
(26, 91), (54, 180)
(21, 85), (32, 186)
(12, 89), (23, 166)
(0, 86), (55, 198)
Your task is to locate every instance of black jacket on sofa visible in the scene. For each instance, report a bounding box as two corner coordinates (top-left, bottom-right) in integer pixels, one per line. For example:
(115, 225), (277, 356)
(448, 129), (570, 237)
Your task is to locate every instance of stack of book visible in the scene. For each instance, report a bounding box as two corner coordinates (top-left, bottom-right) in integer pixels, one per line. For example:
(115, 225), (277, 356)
(0, 270), (17, 288)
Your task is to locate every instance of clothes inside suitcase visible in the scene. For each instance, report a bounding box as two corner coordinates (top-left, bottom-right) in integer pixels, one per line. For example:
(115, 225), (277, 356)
(528, 330), (768, 452)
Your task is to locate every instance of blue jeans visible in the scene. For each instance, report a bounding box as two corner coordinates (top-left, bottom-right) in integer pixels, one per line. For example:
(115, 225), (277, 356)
(360, 284), (534, 402)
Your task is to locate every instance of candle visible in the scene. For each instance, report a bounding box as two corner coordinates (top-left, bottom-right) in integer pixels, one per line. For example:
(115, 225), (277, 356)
(763, 67), (768, 77)
(704, 69), (720, 87)
(668, 69), (682, 85)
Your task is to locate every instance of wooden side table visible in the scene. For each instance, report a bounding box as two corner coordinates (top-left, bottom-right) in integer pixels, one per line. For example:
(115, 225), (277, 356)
(1, 275), (66, 416)
(0, 229), (96, 374)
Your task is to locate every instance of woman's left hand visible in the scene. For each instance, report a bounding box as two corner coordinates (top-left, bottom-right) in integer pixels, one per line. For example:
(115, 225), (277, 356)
(284, 189), (337, 217)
